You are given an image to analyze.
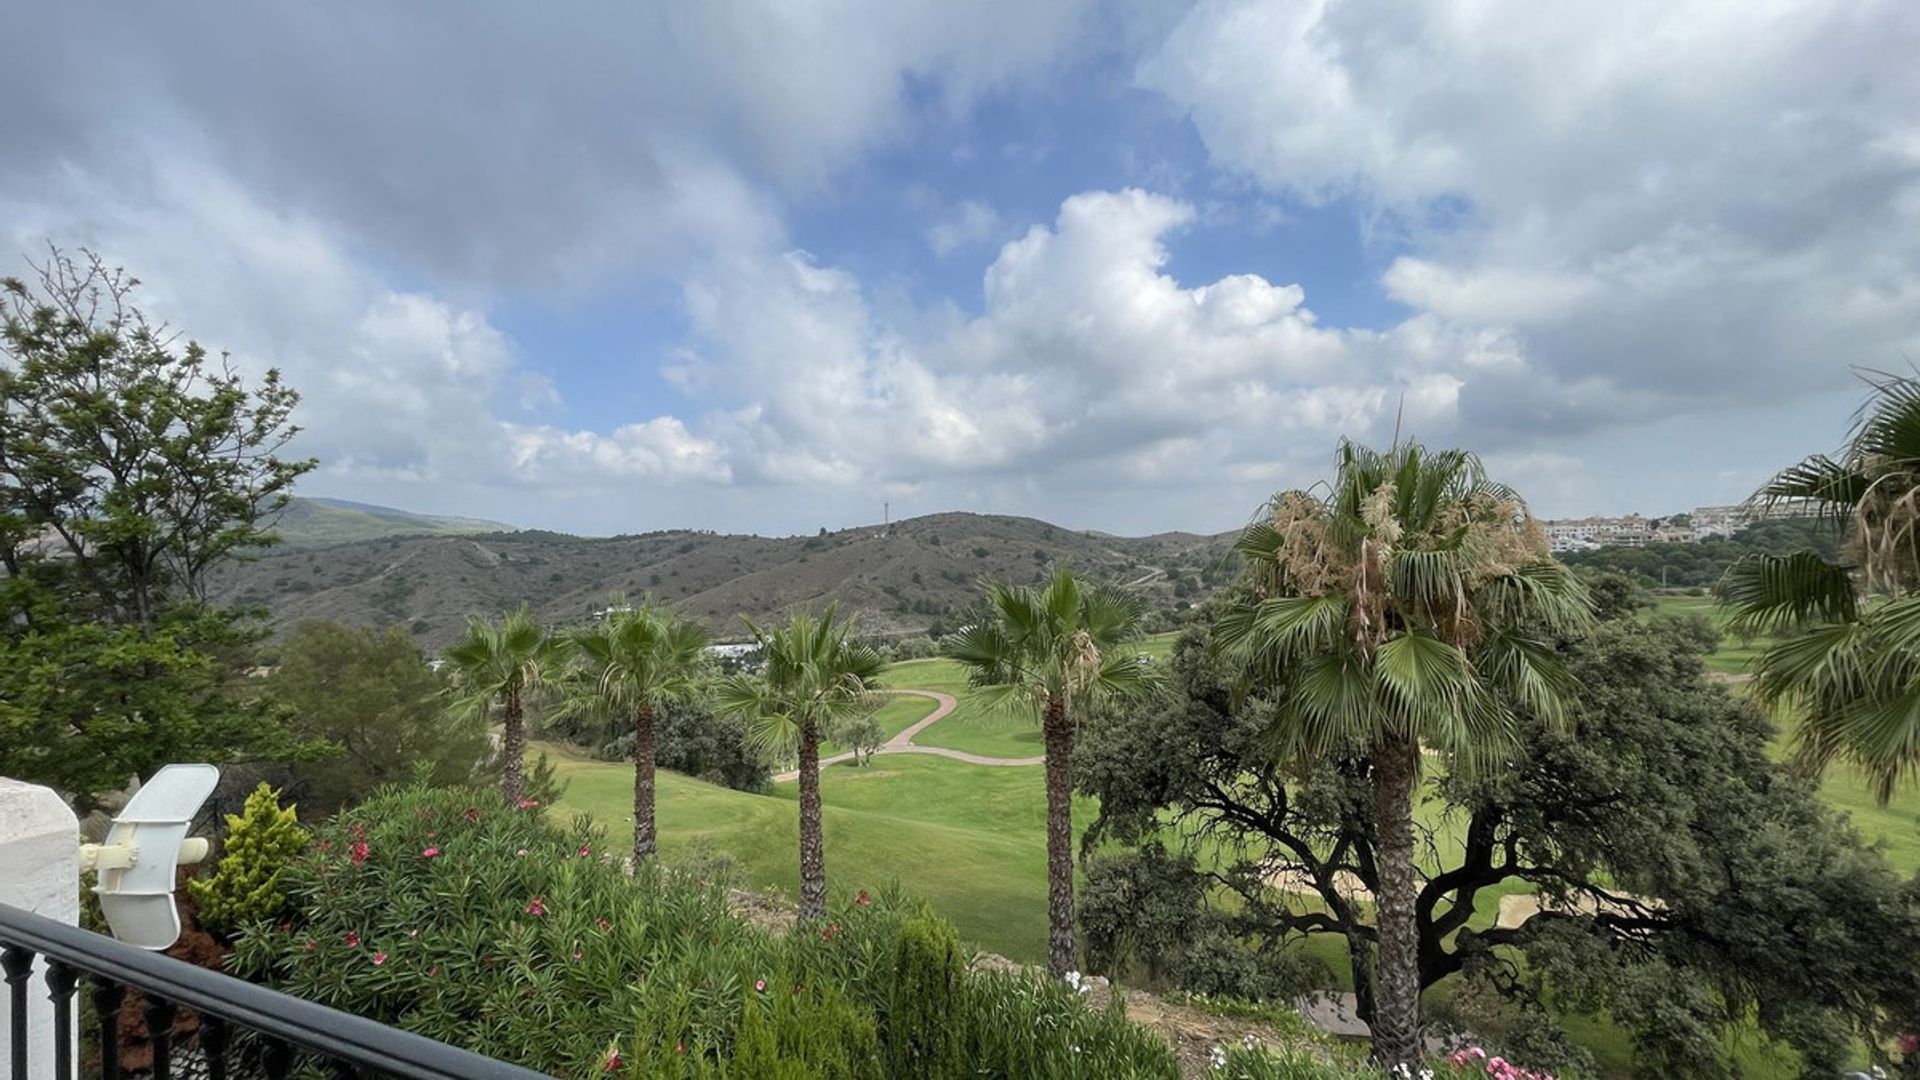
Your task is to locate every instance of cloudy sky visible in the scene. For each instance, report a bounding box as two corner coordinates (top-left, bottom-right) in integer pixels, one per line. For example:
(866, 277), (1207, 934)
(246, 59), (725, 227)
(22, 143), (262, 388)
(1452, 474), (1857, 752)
(3, 2), (1916, 536)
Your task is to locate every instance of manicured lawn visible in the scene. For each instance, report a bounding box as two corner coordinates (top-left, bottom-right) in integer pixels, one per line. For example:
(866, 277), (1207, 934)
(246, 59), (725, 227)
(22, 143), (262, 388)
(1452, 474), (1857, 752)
(819, 691), (940, 754)
(546, 742), (1077, 962)
(889, 631), (1179, 759)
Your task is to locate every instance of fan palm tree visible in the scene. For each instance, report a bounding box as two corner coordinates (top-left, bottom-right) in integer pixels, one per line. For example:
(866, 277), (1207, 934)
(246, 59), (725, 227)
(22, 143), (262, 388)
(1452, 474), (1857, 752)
(560, 598), (711, 862)
(715, 606), (883, 920)
(1215, 439), (1591, 1070)
(943, 568), (1157, 978)
(1721, 373), (1920, 800)
(443, 607), (557, 804)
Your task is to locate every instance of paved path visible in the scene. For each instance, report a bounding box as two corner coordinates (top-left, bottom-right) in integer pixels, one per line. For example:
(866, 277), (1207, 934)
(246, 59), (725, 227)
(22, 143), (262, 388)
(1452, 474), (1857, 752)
(771, 689), (1044, 782)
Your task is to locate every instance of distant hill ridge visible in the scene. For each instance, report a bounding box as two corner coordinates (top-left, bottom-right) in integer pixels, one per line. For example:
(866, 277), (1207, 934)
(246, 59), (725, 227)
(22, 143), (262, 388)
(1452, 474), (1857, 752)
(270, 496), (517, 552)
(220, 506), (1237, 651)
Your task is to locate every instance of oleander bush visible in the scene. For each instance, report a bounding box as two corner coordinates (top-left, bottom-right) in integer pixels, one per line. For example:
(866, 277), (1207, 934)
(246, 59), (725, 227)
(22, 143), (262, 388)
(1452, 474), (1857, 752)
(227, 781), (1185, 1079)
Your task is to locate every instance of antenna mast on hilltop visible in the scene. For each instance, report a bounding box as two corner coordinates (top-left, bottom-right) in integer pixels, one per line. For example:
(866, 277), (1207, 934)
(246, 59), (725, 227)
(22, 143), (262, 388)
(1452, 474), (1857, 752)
(884, 501), (890, 529)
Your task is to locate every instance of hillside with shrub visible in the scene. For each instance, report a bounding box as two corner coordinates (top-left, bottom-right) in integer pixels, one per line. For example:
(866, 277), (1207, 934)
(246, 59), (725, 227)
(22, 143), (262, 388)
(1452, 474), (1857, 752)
(213, 512), (1236, 651)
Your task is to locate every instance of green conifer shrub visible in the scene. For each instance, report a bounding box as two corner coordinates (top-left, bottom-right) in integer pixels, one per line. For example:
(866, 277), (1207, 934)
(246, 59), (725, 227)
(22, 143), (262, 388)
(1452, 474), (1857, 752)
(187, 783), (308, 936)
(884, 911), (966, 1079)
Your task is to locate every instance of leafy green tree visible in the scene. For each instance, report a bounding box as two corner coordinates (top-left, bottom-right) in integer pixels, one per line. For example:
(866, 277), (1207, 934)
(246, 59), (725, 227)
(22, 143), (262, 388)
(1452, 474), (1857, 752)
(1723, 373), (1920, 799)
(0, 248), (312, 624)
(443, 607), (556, 804)
(1212, 441), (1591, 1068)
(265, 621), (488, 814)
(943, 568), (1156, 978)
(832, 712), (885, 766)
(717, 606), (884, 920)
(559, 598), (710, 861)
(0, 248), (318, 805)
(1081, 582), (1920, 1077)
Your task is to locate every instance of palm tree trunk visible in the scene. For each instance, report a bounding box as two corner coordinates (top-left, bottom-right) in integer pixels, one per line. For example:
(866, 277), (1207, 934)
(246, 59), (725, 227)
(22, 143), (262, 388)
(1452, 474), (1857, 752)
(1370, 731), (1422, 1069)
(501, 689), (526, 803)
(633, 701), (657, 862)
(1042, 697), (1077, 978)
(797, 715), (827, 921)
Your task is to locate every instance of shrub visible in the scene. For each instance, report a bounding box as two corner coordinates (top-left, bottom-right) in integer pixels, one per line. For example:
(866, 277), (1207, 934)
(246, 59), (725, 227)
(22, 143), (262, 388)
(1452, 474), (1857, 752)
(188, 783), (308, 936)
(230, 782), (1180, 1079)
(1209, 1044), (1380, 1079)
(961, 971), (1177, 1078)
(264, 622), (487, 814)
(596, 701), (769, 792)
(884, 912), (966, 1078)
(889, 636), (939, 661)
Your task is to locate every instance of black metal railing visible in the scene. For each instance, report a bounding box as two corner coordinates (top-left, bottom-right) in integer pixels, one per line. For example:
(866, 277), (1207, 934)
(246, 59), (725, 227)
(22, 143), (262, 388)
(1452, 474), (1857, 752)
(0, 904), (547, 1080)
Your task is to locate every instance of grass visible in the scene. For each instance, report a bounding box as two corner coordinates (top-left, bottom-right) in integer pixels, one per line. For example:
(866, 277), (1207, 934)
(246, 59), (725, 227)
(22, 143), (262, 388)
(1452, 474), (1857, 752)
(890, 631), (1179, 759)
(546, 741), (1083, 962)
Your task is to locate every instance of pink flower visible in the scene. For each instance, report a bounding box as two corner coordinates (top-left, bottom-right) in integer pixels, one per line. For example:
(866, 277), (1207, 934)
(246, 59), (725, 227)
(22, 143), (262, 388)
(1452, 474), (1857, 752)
(371, 951), (387, 966)
(516, 798), (540, 809)
(302, 940), (316, 953)
(820, 923), (839, 942)
(854, 890), (872, 907)
(349, 841), (369, 865)
(526, 896), (547, 916)
(1902, 1031), (1920, 1055)
(344, 931), (360, 948)
(464, 807), (480, 822)
(753, 979), (766, 993)
(595, 917), (611, 932)
(573, 949), (583, 961)
(421, 847), (441, 859)
(674, 1043), (685, 1055)
(603, 1050), (623, 1072)
(578, 844), (592, 859)
(427, 965), (440, 978)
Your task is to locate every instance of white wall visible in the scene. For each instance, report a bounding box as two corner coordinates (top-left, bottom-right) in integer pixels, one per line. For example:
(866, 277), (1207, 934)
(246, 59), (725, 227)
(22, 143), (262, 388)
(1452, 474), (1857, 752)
(0, 778), (80, 1078)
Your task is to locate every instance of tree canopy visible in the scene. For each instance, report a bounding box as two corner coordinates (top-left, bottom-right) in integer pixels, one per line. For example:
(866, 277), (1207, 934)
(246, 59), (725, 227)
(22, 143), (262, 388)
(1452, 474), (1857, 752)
(1079, 578), (1920, 1076)
(0, 248), (318, 805)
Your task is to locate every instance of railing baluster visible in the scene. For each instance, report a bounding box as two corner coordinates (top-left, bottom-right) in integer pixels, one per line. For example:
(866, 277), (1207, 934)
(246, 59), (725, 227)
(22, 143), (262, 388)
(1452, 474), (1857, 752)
(144, 997), (177, 1080)
(91, 979), (124, 1080)
(3, 903), (547, 1080)
(201, 1014), (231, 1080)
(2, 944), (34, 1080)
(263, 1036), (293, 1080)
(45, 960), (77, 1080)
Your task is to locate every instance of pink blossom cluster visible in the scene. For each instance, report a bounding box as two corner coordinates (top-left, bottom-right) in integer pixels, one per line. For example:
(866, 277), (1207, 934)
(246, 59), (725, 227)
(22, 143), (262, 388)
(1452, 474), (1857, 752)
(1444, 1046), (1556, 1080)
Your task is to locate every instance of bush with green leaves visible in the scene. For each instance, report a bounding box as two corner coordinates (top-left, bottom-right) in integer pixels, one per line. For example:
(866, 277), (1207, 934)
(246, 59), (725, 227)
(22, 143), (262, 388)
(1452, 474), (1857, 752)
(188, 783), (308, 936)
(883, 912), (966, 1078)
(229, 781), (1183, 1079)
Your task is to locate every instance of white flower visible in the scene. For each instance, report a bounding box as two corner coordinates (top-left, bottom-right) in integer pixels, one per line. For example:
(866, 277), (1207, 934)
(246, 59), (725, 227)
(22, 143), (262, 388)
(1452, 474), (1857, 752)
(1208, 1046), (1228, 1070)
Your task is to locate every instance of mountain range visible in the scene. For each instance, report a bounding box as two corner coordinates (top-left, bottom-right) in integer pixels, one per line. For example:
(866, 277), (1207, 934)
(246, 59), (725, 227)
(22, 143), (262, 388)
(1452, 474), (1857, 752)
(217, 499), (1238, 651)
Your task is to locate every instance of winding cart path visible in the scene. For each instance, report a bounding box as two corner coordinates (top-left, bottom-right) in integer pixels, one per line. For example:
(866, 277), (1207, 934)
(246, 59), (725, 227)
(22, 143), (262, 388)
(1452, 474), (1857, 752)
(770, 689), (1043, 782)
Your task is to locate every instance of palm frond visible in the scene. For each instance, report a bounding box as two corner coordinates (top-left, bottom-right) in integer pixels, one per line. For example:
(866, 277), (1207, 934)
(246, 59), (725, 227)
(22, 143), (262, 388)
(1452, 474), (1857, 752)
(1720, 552), (1858, 637)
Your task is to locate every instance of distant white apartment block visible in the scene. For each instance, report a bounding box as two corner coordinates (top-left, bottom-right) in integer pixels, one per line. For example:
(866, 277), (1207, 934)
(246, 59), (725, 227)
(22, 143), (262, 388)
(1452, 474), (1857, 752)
(1542, 500), (1817, 553)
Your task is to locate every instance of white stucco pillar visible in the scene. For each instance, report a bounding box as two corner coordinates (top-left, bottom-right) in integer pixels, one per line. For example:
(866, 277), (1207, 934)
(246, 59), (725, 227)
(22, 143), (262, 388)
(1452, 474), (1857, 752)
(0, 777), (80, 1078)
